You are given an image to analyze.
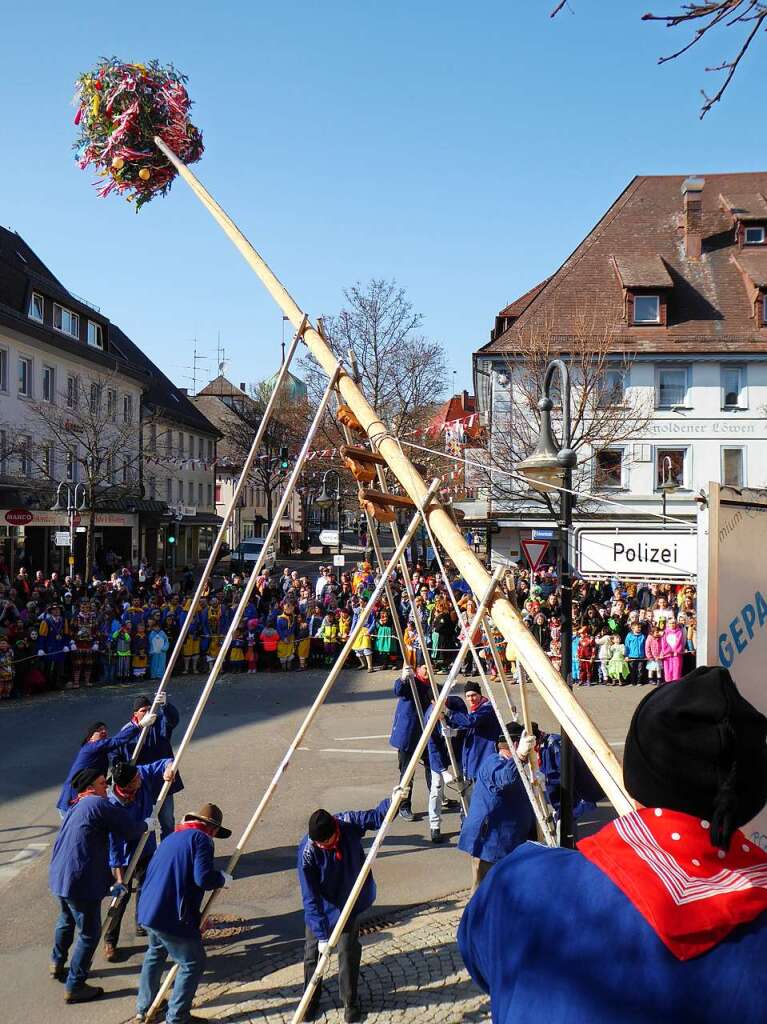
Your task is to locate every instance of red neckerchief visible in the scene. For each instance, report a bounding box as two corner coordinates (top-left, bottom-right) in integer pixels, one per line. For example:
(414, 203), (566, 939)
(467, 696), (488, 712)
(73, 790), (100, 804)
(579, 807), (767, 960)
(114, 784), (135, 802)
(175, 820), (216, 837)
(315, 820), (343, 861)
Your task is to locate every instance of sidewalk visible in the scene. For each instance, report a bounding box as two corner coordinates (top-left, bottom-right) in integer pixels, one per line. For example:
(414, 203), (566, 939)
(174, 894), (489, 1024)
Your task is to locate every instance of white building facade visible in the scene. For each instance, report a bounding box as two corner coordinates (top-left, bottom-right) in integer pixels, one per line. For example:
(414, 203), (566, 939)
(472, 172), (767, 570)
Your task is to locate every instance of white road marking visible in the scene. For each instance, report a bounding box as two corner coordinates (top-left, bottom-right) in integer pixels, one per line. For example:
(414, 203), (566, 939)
(332, 734), (390, 741)
(0, 841), (49, 886)
(318, 748), (396, 755)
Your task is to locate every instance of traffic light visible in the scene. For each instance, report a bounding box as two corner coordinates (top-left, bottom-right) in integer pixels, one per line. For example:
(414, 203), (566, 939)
(279, 447), (289, 472)
(167, 534), (176, 545)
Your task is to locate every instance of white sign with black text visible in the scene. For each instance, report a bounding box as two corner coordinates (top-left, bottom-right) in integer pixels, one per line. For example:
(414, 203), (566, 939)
(576, 528), (697, 579)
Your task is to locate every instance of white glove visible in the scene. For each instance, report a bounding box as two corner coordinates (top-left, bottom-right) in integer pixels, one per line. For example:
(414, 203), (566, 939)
(69, 642), (77, 652)
(318, 940), (329, 956)
(37, 649), (44, 657)
(144, 816), (160, 833)
(400, 665), (414, 682)
(141, 713), (157, 728)
(109, 882), (128, 898)
(220, 871), (233, 889)
(155, 691), (167, 705)
(516, 730), (535, 761)
(91, 642), (99, 651)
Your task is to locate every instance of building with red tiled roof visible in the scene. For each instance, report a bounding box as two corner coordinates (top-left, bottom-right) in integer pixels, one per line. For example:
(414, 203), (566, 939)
(472, 173), (767, 570)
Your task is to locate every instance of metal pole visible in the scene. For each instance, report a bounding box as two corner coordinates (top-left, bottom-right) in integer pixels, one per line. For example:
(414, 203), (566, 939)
(558, 461), (575, 849)
(337, 485), (342, 557)
(292, 568), (504, 1024)
(142, 481), (442, 1022)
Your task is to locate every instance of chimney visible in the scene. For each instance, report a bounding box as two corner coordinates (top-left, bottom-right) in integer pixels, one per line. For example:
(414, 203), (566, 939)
(239, 382), (246, 392)
(682, 176), (705, 260)
(178, 387), (188, 396)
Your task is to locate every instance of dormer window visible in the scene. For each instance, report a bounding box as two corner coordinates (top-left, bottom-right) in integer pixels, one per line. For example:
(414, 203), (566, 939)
(612, 255), (672, 327)
(745, 226), (766, 246)
(28, 292), (44, 322)
(53, 303), (80, 339)
(633, 295), (660, 324)
(87, 321), (104, 349)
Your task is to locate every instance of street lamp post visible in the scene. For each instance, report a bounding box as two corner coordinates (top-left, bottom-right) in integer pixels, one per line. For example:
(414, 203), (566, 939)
(316, 469), (343, 557)
(659, 455), (679, 527)
(51, 482), (86, 576)
(516, 358), (578, 849)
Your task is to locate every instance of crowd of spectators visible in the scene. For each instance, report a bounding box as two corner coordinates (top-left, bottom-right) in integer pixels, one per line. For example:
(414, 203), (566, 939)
(0, 555), (696, 700)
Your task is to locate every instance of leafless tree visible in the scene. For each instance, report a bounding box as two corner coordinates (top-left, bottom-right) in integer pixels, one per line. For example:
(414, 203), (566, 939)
(302, 279), (449, 440)
(478, 308), (653, 517)
(4, 372), (156, 576)
(218, 381), (311, 526)
(551, 1), (766, 116)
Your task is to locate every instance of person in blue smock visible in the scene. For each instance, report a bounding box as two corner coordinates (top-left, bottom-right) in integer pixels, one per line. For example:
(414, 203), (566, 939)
(458, 666), (767, 1024)
(457, 723), (536, 892)
(102, 758), (177, 960)
(298, 797), (391, 1023)
(444, 680), (502, 787)
(56, 718), (143, 816)
(49, 767), (154, 1003)
(112, 694), (184, 837)
(136, 802), (232, 1024)
(389, 666), (432, 821)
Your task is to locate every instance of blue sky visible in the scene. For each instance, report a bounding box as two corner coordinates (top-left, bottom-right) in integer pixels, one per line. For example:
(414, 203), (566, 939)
(1, 1), (761, 393)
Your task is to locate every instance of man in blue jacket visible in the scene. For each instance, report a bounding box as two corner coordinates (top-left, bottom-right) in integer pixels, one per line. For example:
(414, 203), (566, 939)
(102, 758), (176, 960)
(457, 723), (536, 891)
(136, 802), (232, 1024)
(389, 666), (431, 821)
(298, 797), (390, 1022)
(49, 767), (154, 1003)
(458, 666), (767, 1024)
(444, 681), (502, 788)
(113, 693), (183, 837)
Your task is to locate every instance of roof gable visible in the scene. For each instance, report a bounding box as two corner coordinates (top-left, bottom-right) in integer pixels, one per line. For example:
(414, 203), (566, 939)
(484, 172), (767, 355)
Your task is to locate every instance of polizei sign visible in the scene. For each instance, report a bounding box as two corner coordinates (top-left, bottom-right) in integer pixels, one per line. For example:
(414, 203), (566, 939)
(576, 528), (697, 579)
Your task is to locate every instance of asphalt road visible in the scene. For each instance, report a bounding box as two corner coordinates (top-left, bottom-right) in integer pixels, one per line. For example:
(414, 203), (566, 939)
(0, 667), (647, 1024)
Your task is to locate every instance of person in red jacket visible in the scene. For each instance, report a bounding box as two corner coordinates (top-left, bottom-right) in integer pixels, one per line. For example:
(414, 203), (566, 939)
(576, 626), (597, 685)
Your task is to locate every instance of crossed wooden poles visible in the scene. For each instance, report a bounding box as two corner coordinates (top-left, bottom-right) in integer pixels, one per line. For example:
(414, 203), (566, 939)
(127, 137), (635, 1020)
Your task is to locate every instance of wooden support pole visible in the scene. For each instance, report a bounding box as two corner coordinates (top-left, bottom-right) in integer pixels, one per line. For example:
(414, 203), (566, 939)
(129, 320), (307, 764)
(153, 136), (633, 816)
(143, 482), (442, 1021)
(120, 363), (342, 896)
(371, 462), (468, 814)
(292, 569), (504, 1024)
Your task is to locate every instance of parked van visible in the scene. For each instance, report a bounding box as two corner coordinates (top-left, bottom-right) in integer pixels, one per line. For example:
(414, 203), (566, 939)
(229, 537), (277, 573)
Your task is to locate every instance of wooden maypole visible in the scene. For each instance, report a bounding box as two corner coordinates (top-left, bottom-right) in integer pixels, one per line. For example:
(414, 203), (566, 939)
(153, 136), (633, 815)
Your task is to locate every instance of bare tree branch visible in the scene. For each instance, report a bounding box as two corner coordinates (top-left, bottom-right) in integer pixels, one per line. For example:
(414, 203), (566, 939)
(552, 1), (766, 115)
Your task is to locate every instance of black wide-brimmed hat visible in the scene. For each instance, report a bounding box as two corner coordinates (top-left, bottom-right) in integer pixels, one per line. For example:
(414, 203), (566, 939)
(623, 665), (767, 849)
(110, 762), (138, 787)
(182, 802), (232, 839)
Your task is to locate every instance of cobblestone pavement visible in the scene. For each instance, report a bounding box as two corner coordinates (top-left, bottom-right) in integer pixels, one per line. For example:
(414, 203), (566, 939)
(188, 894), (488, 1024)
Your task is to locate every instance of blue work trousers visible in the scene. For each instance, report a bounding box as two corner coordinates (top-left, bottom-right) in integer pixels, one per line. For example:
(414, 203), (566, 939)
(52, 896), (103, 991)
(137, 927), (206, 1023)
